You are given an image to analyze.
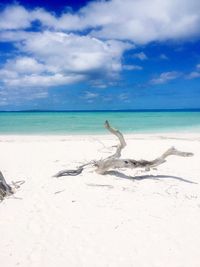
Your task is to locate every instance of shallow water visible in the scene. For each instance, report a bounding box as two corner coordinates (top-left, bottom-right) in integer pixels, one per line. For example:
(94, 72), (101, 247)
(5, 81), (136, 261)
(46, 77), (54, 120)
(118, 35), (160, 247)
(0, 111), (200, 134)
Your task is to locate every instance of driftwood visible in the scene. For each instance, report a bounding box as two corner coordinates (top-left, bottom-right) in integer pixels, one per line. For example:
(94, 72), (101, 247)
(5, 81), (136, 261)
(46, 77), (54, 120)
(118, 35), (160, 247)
(0, 171), (24, 201)
(54, 162), (93, 178)
(54, 120), (193, 177)
(0, 171), (14, 201)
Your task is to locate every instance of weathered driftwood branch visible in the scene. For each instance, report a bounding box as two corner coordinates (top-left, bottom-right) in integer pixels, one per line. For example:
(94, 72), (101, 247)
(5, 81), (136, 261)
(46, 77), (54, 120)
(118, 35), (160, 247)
(0, 171), (14, 201)
(104, 120), (126, 159)
(94, 121), (193, 174)
(54, 121), (193, 177)
(95, 146), (193, 174)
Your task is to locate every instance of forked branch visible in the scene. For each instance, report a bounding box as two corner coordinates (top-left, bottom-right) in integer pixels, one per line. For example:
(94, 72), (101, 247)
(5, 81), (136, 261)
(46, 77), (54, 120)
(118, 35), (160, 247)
(54, 121), (193, 177)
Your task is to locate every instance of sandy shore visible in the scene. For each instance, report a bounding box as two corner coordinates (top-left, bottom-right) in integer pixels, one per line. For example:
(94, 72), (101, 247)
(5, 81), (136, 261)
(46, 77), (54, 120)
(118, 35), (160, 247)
(0, 133), (200, 267)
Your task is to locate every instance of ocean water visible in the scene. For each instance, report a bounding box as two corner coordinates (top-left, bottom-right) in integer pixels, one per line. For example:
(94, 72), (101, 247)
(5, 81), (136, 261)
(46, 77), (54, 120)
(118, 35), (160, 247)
(0, 111), (200, 134)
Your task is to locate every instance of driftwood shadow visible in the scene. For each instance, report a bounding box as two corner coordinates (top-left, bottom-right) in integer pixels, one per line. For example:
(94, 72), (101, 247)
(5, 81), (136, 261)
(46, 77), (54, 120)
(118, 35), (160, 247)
(105, 170), (198, 184)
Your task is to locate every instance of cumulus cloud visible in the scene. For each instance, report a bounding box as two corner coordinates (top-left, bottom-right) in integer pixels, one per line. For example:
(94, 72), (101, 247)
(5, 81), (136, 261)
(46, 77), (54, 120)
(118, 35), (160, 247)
(0, 5), (31, 30)
(150, 71), (181, 84)
(0, 55), (85, 87)
(79, 0), (200, 43)
(5, 57), (45, 74)
(1, 0), (200, 44)
(0, 0), (200, 90)
(0, 31), (132, 87)
(20, 32), (131, 74)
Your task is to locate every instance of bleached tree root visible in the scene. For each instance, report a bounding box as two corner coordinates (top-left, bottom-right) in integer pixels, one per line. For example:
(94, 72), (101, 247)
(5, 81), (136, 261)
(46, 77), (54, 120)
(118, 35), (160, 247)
(54, 120), (193, 177)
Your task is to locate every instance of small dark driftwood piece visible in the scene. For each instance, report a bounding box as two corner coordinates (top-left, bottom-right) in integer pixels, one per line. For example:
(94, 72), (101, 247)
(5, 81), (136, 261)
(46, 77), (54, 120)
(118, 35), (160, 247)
(54, 120), (193, 177)
(54, 167), (84, 177)
(0, 171), (14, 201)
(54, 162), (93, 178)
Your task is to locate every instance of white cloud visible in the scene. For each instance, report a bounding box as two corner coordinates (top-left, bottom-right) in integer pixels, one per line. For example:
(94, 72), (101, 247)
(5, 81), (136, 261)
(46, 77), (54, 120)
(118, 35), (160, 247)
(1, 73), (85, 87)
(0, 85), (49, 107)
(5, 57), (45, 74)
(19, 32), (131, 73)
(24, 91), (48, 100)
(118, 93), (130, 101)
(31, 8), (57, 27)
(187, 64), (200, 79)
(83, 91), (99, 99)
(85, 0), (200, 43)
(0, 30), (30, 42)
(1, 0), (200, 44)
(0, 31), (132, 88)
(132, 52), (148, 61)
(82, 91), (99, 103)
(0, 1), (199, 90)
(187, 72), (200, 79)
(0, 5), (30, 30)
(151, 71), (181, 84)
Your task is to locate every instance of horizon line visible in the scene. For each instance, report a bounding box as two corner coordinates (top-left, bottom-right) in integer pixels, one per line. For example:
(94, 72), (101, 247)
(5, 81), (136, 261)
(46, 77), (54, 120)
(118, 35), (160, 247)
(0, 108), (200, 112)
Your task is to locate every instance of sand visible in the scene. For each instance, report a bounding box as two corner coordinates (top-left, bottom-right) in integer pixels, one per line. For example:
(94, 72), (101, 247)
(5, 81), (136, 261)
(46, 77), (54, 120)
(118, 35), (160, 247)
(0, 133), (200, 267)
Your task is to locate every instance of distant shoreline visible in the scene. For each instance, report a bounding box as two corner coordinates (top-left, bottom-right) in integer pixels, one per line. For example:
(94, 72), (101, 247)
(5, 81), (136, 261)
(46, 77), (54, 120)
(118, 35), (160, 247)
(0, 109), (200, 113)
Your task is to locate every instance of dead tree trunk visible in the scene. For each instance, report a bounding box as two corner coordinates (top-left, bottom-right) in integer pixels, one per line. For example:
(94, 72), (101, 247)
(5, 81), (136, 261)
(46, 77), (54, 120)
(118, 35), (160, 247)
(0, 171), (14, 201)
(54, 120), (193, 177)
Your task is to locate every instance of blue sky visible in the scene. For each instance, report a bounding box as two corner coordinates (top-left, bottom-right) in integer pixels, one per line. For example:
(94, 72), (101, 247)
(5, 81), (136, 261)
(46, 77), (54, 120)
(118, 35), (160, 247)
(0, 0), (200, 110)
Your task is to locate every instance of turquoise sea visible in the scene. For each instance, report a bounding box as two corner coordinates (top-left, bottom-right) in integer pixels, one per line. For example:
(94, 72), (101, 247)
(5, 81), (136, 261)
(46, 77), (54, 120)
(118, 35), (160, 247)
(0, 111), (200, 134)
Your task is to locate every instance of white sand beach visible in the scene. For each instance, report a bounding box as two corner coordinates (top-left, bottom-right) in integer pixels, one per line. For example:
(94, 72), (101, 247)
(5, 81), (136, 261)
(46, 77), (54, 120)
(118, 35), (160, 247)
(0, 133), (200, 267)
